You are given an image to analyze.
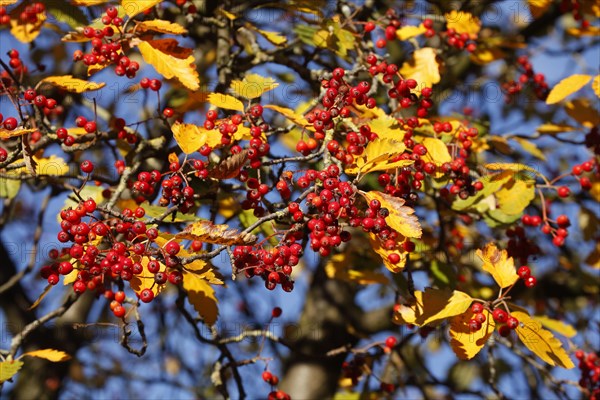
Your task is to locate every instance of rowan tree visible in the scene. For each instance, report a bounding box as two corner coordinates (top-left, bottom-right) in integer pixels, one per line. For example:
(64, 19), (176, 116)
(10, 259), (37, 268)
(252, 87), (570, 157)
(0, 0), (599, 399)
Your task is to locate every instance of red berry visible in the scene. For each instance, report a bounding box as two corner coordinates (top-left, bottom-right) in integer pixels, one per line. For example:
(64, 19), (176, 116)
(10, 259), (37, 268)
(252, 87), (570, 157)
(492, 308), (508, 323)
(80, 160), (94, 173)
(114, 291), (126, 303)
(139, 288), (154, 303)
(165, 241), (180, 256)
(557, 186), (570, 198)
(524, 276), (537, 288)
(149, 79), (162, 91)
(113, 305), (126, 318)
(272, 307), (282, 318)
(364, 21), (376, 32)
(506, 316), (519, 330)
(3, 117), (17, 130)
(471, 302), (484, 314)
(517, 266), (531, 279)
(385, 336), (397, 348)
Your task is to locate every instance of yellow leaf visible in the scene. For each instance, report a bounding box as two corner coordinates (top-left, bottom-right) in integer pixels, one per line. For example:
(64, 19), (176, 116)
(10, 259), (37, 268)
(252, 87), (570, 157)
(0, 0), (18, 5)
(396, 24), (427, 40)
(585, 242), (600, 269)
(399, 48), (440, 94)
(136, 19), (188, 35)
(421, 137), (452, 165)
(533, 316), (577, 338)
(10, 9), (46, 43)
(546, 74), (593, 105)
(512, 311), (575, 369)
(39, 75), (106, 92)
(495, 178), (536, 215)
(28, 284), (53, 310)
(217, 8), (237, 20)
(593, 75), (600, 98)
(513, 137), (545, 160)
(230, 73), (279, 99)
(0, 360), (23, 383)
(22, 349), (71, 362)
(263, 104), (313, 130)
(72, 0), (109, 4)
(137, 40), (200, 91)
(484, 162), (540, 177)
(565, 98), (600, 127)
(0, 127), (35, 139)
(445, 11), (481, 36)
(476, 243), (518, 288)
(536, 123), (577, 134)
(363, 191), (422, 238)
(566, 25), (600, 37)
(207, 93), (245, 112)
(345, 139), (413, 175)
(449, 309), (495, 360)
(325, 253), (390, 285)
(367, 115), (405, 141)
(368, 233), (406, 273)
(182, 269), (219, 325)
(393, 288), (473, 326)
(470, 46), (506, 65)
(130, 256), (165, 296)
(175, 220), (257, 245)
(122, 0), (162, 18)
(171, 121), (221, 154)
(256, 29), (287, 45)
(527, 0), (552, 18)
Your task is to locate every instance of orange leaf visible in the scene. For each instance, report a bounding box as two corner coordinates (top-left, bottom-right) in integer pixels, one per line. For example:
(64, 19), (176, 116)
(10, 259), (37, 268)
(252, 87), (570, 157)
(175, 220), (257, 245)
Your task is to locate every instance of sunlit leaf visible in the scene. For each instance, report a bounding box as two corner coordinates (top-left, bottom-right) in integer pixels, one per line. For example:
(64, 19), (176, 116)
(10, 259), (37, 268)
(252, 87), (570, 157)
(546, 74), (592, 104)
(171, 121), (221, 154)
(137, 40), (200, 91)
(325, 252), (390, 285)
(536, 123), (577, 134)
(264, 104), (313, 130)
(593, 75), (600, 98)
(367, 116), (405, 141)
(512, 311), (575, 369)
(122, 0), (162, 18)
(22, 349), (71, 362)
(0, 0), (18, 5)
(136, 19), (188, 35)
(39, 75), (105, 92)
(175, 220), (257, 245)
(393, 288), (472, 326)
(182, 269), (219, 325)
(484, 162), (540, 177)
(449, 309), (495, 360)
(10, 7), (46, 43)
(513, 137), (545, 160)
(207, 93), (245, 112)
(566, 25), (600, 37)
(0, 360), (23, 383)
(495, 178), (535, 215)
(368, 233), (406, 273)
(399, 48), (440, 94)
(421, 137), (452, 165)
(476, 243), (518, 288)
(0, 179), (21, 199)
(533, 316), (577, 338)
(345, 139), (413, 175)
(230, 73), (279, 99)
(396, 24), (427, 40)
(363, 191), (422, 238)
(445, 11), (481, 36)
(256, 29), (287, 45)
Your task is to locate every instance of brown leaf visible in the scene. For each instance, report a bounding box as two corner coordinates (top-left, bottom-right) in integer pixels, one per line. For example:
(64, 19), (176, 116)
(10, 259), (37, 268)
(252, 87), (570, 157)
(175, 220), (257, 245)
(210, 150), (249, 179)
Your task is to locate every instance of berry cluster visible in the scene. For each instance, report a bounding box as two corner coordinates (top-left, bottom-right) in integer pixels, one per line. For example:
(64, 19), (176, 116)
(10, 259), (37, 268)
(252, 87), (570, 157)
(443, 28), (477, 52)
(72, 8), (140, 79)
(560, 0), (593, 29)
(522, 212), (571, 247)
(469, 303), (520, 337)
(363, 9), (402, 49)
(157, 167), (196, 213)
(503, 55), (548, 102)
(575, 350), (600, 399)
(261, 371), (290, 400)
(572, 158), (597, 191)
(0, 2), (45, 27)
(1, 49), (28, 95)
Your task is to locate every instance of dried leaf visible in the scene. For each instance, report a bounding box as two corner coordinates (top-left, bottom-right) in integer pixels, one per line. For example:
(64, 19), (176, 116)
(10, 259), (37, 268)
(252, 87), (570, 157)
(136, 19), (188, 35)
(0, 127), (35, 139)
(137, 40), (199, 91)
(393, 288), (473, 326)
(122, 0), (162, 18)
(22, 349), (71, 362)
(230, 73), (279, 99)
(175, 220), (257, 245)
(445, 11), (481, 36)
(449, 309), (495, 360)
(363, 191), (422, 238)
(546, 74), (592, 104)
(512, 311), (575, 369)
(399, 48), (440, 93)
(39, 75), (106, 92)
(182, 269), (219, 325)
(476, 243), (519, 288)
(171, 121), (221, 154)
(207, 93), (245, 112)
(209, 150), (249, 179)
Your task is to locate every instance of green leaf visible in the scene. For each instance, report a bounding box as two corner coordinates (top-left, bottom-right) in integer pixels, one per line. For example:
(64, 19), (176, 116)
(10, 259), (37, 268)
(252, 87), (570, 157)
(46, 0), (88, 29)
(0, 179), (21, 199)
